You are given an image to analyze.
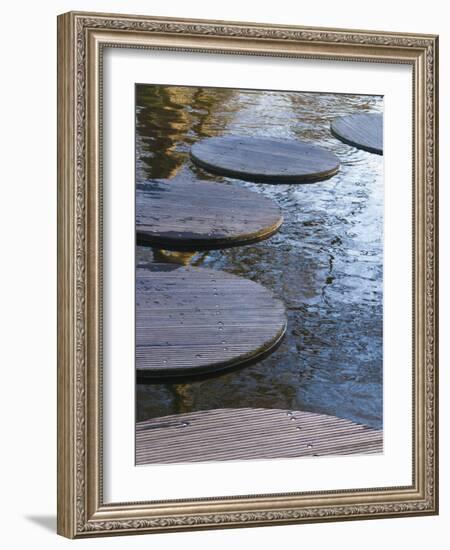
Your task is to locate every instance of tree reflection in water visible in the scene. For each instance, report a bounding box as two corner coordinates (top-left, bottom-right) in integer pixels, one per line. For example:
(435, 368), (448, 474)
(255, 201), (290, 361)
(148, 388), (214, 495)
(136, 85), (384, 430)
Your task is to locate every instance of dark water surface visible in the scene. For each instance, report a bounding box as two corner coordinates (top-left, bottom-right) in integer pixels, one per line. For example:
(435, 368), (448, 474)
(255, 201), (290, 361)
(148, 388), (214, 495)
(135, 85), (383, 429)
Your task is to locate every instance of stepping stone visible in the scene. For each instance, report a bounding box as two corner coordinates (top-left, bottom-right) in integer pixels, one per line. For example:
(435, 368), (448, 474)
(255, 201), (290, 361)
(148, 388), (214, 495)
(136, 264), (287, 378)
(190, 136), (340, 183)
(136, 408), (383, 464)
(331, 112), (383, 155)
(136, 179), (283, 251)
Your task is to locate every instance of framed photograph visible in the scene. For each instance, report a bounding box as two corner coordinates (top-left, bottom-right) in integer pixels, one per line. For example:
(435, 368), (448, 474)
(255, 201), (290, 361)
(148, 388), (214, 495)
(57, 11), (439, 538)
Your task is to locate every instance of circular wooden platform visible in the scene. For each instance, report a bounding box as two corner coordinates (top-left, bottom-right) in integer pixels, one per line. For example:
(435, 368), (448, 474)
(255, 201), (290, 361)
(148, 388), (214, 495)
(190, 136), (340, 183)
(136, 264), (287, 378)
(136, 179), (283, 251)
(331, 112), (383, 155)
(136, 408), (383, 464)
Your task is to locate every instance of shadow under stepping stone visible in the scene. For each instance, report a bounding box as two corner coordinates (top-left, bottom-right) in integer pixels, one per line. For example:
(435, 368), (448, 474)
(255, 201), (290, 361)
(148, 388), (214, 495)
(190, 136), (340, 183)
(136, 264), (287, 378)
(136, 179), (283, 251)
(136, 407), (383, 464)
(331, 112), (383, 155)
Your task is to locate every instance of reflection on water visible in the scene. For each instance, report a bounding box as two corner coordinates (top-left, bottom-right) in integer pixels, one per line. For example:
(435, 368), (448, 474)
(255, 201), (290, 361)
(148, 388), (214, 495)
(136, 85), (383, 429)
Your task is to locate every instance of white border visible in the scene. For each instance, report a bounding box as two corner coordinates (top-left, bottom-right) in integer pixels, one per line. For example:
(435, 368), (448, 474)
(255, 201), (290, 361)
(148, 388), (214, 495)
(103, 48), (412, 503)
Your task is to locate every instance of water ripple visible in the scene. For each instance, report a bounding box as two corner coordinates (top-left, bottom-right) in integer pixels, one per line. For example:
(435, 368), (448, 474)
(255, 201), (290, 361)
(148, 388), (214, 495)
(136, 86), (383, 429)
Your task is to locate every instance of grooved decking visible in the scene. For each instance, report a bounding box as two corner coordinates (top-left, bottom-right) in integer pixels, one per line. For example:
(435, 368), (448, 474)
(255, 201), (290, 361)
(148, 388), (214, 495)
(136, 408), (383, 464)
(136, 179), (283, 251)
(136, 264), (287, 378)
(331, 112), (383, 155)
(190, 136), (340, 183)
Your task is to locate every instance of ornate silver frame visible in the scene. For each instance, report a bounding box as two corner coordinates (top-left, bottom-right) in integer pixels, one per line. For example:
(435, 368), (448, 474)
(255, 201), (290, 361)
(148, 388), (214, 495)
(57, 11), (439, 538)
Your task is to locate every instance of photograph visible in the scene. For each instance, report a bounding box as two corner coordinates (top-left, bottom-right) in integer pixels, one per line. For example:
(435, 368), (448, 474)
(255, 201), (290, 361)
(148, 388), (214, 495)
(0, 0), (444, 544)
(134, 84), (384, 465)
(55, 10), (438, 537)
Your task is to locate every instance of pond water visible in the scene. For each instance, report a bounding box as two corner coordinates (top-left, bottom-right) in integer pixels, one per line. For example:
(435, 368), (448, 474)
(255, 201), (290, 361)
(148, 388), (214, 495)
(135, 85), (383, 430)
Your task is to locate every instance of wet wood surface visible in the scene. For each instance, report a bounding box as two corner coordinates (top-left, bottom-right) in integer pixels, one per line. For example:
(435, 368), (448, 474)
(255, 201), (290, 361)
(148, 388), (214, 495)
(136, 179), (283, 251)
(190, 136), (340, 183)
(136, 407), (383, 464)
(136, 264), (287, 378)
(331, 112), (383, 155)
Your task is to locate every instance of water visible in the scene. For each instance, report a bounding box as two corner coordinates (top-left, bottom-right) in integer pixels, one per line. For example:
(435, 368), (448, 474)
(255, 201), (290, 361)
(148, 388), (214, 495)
(135, 85), (383, 430)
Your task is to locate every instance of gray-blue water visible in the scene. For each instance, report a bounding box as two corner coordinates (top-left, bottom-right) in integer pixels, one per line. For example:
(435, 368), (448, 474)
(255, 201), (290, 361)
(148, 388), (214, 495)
(136, 85), (383, 429)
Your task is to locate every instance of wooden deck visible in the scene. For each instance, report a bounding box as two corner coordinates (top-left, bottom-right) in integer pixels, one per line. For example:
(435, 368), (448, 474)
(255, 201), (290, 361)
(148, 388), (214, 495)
(136, 264), (287, 378)
(136, 408), (383, 464)
(331, 112), (383, 155)
(190, 136), (340, 183)
(136, 179), (283, 251)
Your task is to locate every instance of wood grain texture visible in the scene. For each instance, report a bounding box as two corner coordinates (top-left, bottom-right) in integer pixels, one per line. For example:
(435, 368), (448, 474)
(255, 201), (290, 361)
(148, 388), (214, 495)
(57, 11), (438, 537)
(190, 136), (340, 183)
(136, 407), (383, 464)
(136, 179), (283, 251)
(331, 112), (383, 155)
(136, 264), (287, 377)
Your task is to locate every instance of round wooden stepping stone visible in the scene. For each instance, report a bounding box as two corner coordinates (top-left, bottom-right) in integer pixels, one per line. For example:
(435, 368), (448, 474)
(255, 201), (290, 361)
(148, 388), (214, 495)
(136, 408), (383, 464)
(331, 112), (383, 155)
(190, 136), (340, 183)
(136, 264), (287, 378)
(136, 179), (283, 251)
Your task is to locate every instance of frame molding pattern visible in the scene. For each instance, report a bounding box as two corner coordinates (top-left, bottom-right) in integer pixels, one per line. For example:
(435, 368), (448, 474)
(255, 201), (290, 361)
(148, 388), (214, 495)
(57, 11), (438, 538)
